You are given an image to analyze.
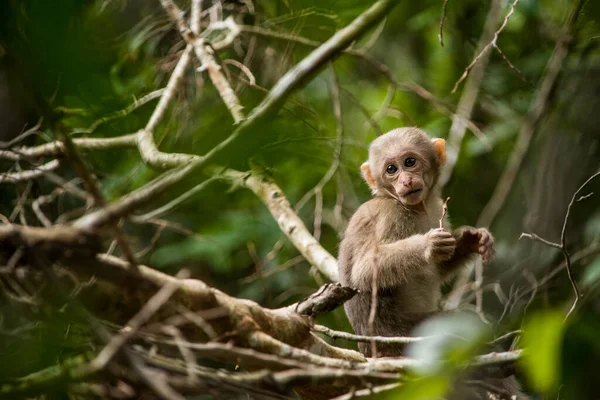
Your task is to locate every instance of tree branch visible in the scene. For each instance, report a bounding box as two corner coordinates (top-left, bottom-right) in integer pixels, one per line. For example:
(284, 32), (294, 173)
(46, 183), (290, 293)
(220, 168), (339, 281)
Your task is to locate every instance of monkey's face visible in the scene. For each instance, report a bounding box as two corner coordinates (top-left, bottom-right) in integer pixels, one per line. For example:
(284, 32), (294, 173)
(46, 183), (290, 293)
(380, 152), (429, 206)
(361, 128), (445, 205)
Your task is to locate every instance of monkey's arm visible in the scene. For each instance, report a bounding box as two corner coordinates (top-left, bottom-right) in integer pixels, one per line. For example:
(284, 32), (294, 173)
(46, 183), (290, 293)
(348, 235), (428, 290)
(348, 229), (455, 290)
(438, 227), (494, 278)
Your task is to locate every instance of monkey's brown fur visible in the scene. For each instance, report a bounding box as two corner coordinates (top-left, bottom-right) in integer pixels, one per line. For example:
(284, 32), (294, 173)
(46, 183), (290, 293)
(339, 128), (524, 399)
(340, 128), (493, 355)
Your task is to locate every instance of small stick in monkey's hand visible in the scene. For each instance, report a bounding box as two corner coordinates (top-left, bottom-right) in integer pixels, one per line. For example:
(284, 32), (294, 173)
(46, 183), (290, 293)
(439, 197), (450, 229)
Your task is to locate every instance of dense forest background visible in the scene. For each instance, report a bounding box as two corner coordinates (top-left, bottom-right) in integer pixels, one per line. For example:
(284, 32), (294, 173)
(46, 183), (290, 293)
(0, 0), (599, 399)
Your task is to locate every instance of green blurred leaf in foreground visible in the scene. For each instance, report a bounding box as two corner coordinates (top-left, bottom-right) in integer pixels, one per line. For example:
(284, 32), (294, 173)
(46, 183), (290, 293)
(520, 310), (566, 394)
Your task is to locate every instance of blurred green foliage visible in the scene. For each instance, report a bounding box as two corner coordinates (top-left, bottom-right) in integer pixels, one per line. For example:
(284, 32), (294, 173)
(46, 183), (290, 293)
(521, 311), (566, 394)
(1, 0), (600, 398)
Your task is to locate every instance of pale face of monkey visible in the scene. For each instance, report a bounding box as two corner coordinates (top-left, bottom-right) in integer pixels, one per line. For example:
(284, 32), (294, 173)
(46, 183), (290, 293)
(379, 151), (430, 206)
(360, 128), (446, 207)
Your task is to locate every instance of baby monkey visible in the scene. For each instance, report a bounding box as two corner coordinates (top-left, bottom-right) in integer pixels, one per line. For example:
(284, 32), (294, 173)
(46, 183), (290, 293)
(339, 127), (494, 357)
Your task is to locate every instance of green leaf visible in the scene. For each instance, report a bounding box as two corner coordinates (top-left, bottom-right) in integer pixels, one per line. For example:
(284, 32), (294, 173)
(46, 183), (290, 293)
(520, 311), (566, 393)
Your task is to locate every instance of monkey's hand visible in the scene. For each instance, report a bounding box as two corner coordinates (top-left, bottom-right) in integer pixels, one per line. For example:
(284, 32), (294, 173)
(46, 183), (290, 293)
(459, 228), (495, 264)
(424, 228), (456, 264)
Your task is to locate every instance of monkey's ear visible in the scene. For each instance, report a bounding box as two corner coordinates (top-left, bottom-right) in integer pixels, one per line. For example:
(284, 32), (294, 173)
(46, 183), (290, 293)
(360, 162), (377, 193)
(432, 138), (446, 166)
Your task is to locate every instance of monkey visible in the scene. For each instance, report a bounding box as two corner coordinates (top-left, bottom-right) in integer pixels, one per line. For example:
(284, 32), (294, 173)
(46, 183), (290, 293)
(339, 127), (494, 355)
(338, 127), (525, 399)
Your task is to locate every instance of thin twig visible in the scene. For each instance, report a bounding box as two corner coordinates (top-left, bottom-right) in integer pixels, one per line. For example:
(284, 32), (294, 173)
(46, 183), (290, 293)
(135, 177), (218, 220)
(330, 383), (401, 400)
(359, 17), (387, 52)
(223, 59), (256, 85)
(313, 325), (428, 344)
(451, 0), (520, 93)
(162, 325), (199, 382)
(160, 0), (245, 123)
(519, 170), (599, 318)
(440, 0), (503, 185)
(142, 45), (194, 143)
(559, 170), (600, 317)
(401, 81), (490, 150)
(53, 119), (140, 268)
(440, 196), (450, 229)
(518, 232), (561, 249)
(494, 44), (532, 86)
(0, 118), (43, 149)
(241, 255), (305, 283)
(465, 380), (514, 399)
(87, 269), (190, 372)
(72, 90), (164, 135)
(219, 169), (339, 281)
(0, 160), (60, 184)
(489, 330), (522, 345)
(368, 235), (379, 357)
(439, 0), (450, 47)
(522, 270), (538, 317)
(300, 64), (345, 239)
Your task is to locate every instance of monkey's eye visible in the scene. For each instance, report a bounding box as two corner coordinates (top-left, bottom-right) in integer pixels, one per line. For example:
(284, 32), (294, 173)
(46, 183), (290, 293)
(385, 164), (398, 175)
(404, 157), (416, 168)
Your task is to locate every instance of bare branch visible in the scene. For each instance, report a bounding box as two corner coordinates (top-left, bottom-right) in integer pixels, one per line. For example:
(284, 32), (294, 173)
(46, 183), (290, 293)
(400, 81), (490, 148)
(0, 237), (524, 399)
(519, 170), (599, 317)
(296, 64), (345, 221)
(371, 349), (523, 372)
(0, 223), (98, 252)
(73, 162), (199, 231)
(293, 283), (357, 317)
(159, 0), (245, 123)
(8, 135), (137, 159)
(451, 0), (520, 94)
(439, 0), (450, 47)
(313, 325), (428, 344)
(53, 124), (138, 267)
(518, 233), (561, 249)
(0, 160), (60, 183)
(134, 177), (218, 220)
(72, 90), (164, 135)
(494, 44), (532, 86)
(0, 118), (43, 149)
(87, 269), (191, 373)
(190, 0), (202, 35)
(220, 168), (339, 281)
(331, 383), (401, 400)
(147, 46), (193, 134)
(440, 197), (450, 229)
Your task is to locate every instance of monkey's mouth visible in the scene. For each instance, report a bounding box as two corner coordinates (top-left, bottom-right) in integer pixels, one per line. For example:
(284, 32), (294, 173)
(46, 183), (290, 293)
(403, 189), (422, 197)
